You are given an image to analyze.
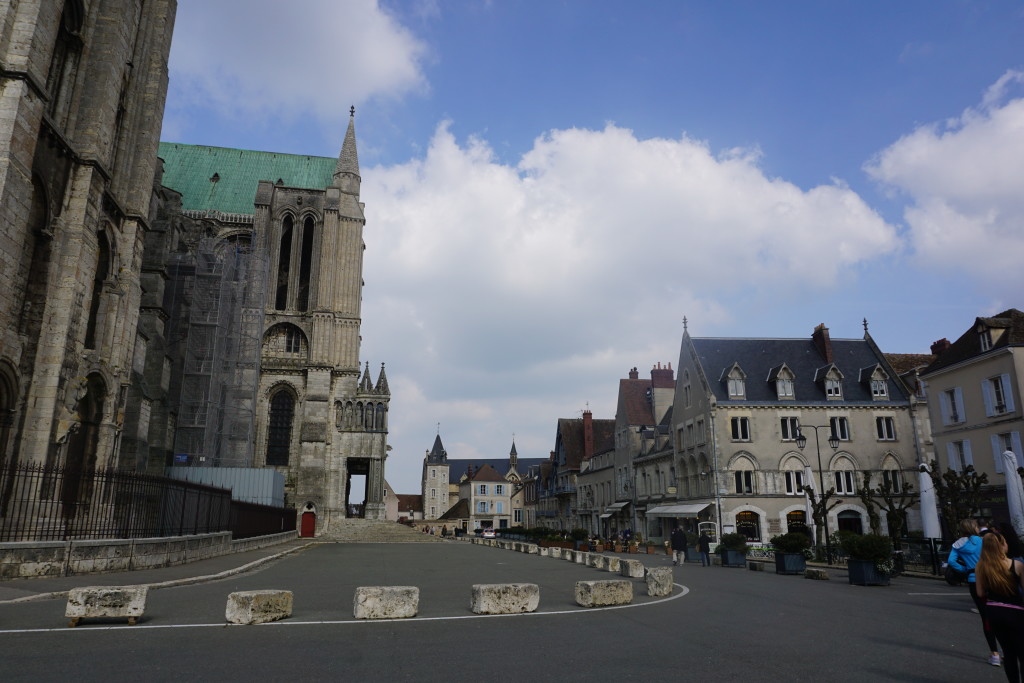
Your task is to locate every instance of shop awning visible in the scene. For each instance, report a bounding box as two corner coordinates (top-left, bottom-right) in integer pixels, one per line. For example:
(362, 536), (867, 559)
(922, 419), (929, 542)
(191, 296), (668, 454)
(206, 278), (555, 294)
(645, 503), (712, 518)
(599, 513), (614, 519)
(604, 501), (630, 512)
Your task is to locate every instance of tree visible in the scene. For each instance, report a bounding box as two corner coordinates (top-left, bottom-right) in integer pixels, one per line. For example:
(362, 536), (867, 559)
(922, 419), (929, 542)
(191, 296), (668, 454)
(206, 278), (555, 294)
(927, 460), (988, 535)
(801, 484), (844, 550)
(857, 472), (883, 536)
(858, 471), (919, 541)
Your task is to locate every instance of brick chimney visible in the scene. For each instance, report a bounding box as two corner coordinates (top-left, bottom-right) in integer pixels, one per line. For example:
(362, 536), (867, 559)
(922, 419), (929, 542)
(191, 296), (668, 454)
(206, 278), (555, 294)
(651, 362), (674, 388)
(628, 367), (639, 380)
(812, 324), (833, 363)
(931, 338), (951, 356)
(583, 409), (594, 461)
(467, 464), (474, 479)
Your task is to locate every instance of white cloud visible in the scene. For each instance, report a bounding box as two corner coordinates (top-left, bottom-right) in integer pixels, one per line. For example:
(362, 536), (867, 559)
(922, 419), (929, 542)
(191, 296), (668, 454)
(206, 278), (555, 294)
(865, 70), (1024, 284)
(361, 122), (900, 487)
(167, 0), (428, 125)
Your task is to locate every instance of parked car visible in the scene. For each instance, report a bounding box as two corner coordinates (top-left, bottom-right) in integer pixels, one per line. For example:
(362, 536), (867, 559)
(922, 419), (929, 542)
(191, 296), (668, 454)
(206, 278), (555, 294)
(482, 529), (496, 538)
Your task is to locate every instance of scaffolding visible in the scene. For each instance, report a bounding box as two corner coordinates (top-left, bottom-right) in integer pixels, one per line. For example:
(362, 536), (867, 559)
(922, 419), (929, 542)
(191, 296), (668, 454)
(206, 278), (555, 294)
(167, 227), (267, 468)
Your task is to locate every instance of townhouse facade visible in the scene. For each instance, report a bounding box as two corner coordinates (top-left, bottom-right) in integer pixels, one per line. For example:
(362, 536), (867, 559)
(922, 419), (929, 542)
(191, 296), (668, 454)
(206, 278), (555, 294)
(536, 411), (614, 531)
(921, 309), (1024, 527)
(668, 323), (924, 545)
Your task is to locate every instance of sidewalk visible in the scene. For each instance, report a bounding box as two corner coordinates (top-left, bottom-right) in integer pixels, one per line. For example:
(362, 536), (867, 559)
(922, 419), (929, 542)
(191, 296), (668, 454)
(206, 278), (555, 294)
(0, 537), (315, 604)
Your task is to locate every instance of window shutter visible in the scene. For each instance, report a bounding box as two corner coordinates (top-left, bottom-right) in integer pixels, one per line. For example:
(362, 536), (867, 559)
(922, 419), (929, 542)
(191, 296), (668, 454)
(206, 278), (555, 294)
(954, 387), (965, 421)
(963, 440), (974, 467)
(1015, 432), (1024, 469)
(983, 380), (995, 417)
(947, 442), (959, 470)
(939, 391), (951, 426)
(993, 435), (1005, 474)
(1003, 374), (1016, 413)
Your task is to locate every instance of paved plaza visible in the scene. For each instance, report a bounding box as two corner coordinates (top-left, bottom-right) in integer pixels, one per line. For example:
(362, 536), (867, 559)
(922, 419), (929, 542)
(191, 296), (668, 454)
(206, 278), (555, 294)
(0, 541), (1003, 681)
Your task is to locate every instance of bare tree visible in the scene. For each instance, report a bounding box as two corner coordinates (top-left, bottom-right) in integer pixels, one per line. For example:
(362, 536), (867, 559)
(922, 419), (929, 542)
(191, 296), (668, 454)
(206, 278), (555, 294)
(801, 484), (844, 549)
(928, 460), (987, 535)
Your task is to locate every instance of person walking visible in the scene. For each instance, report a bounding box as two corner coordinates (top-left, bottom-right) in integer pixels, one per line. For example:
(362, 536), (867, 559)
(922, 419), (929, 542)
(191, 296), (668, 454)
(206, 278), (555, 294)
(948, 518), (1001, 666)
(697, 531), (712, 567)
(670, 526), (688, 566)
(976, 531), (1024, 680)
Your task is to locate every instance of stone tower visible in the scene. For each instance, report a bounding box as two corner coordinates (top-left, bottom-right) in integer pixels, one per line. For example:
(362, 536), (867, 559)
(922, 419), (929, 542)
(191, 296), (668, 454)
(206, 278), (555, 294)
(254, 110), (390, 531)
(422, 434), (450, 519)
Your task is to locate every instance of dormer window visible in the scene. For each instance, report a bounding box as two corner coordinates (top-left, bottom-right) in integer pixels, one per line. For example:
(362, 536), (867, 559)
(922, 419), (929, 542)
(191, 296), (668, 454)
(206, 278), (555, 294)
(777, 378), (794, 399)
(861, 365), (890, 400)
(815, 364), (844, 400)
(723, 364), (746, 399)
(980, 328), (993, 352)
(825, 378), (842, 398)
(769, 363), (796, 401)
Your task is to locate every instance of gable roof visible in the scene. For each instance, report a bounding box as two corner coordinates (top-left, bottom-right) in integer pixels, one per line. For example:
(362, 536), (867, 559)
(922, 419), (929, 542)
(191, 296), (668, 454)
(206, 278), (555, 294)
(438, 498), (469, 520)
(469, 464), (505, 482)
(157, 142), (335, 215)
(617, 378), (655, 426)
(555, 417), (615, 469)
(447, 458), (548, 483)
(689, 336), (909, 404)
(924, 308), (1024, 374)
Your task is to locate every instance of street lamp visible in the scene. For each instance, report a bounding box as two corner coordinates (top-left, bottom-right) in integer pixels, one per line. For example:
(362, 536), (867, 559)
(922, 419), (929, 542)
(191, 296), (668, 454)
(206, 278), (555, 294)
(796, 425), (840, 563)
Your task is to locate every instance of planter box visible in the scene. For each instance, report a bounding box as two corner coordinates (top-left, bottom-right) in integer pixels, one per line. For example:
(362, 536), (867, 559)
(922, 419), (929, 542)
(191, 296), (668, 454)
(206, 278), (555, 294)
(720, 549), (747, 568)
(646, 546), (656, 554)
(628, 546), (639, 554)
(684, 548), (702, 563)
(847, 558), (890, 586)
(613, 544), (624, 553)
(593, 544), (605, 552)
(775, 553), (806, 575)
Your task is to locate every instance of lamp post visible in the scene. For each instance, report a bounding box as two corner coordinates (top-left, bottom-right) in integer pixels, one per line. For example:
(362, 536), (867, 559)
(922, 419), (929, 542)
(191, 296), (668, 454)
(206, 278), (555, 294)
(796, 425), (839, 564)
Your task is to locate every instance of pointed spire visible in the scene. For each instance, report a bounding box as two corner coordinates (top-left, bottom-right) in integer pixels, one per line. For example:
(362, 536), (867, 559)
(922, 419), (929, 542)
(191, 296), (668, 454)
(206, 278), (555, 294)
(374, 362), (390, 394)
(334, 106), (361, 195)
(360, 361), (372, 391)
(427, 433), (447, 463)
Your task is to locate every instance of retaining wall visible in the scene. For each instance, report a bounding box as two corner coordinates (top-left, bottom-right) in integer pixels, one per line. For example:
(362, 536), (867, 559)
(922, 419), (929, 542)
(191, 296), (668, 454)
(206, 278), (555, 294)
(0, 530), (297, 579)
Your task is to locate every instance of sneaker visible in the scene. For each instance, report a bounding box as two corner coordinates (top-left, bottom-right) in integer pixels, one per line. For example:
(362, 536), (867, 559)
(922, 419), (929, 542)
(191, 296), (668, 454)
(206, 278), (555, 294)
(989, 654), (1001, 667)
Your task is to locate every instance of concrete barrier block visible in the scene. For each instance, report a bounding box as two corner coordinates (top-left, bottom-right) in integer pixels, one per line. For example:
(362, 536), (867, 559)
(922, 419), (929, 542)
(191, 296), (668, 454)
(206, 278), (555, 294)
(619, 559), (645, 578)
(66, 586), (148, 626)
(575, 551), (589, 564)
(645, 567), (673, 597)
(588, 554), (606, 569)
(353, 586), (419, 619)
(225, 590), (293, 625)
(805, 568), (830, 580)
(525, 544), (539, 555)
(575, 580), (633, 607)
(471, 583), (540, 614)
(748, 561), (765, 571)
(606, 557), (621, 573)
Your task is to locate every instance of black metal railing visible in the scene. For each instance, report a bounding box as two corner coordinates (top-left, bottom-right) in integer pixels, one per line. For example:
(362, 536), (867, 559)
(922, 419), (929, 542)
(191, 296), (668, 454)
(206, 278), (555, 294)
(230, 499), (296, 539)
(0, 462), (232, 542)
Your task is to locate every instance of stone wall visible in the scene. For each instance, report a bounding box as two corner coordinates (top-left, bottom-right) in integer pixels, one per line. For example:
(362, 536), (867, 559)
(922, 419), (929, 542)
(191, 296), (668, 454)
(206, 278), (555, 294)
(0, 530), (295, 579)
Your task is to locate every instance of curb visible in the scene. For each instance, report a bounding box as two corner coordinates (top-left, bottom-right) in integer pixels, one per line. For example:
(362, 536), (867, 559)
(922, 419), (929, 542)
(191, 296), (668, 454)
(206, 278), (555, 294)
(0, 541), (316, 605)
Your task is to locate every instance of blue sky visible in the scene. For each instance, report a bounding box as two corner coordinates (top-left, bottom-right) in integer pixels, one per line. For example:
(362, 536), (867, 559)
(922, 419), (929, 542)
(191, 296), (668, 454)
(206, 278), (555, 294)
(161, 1), (1024, 495)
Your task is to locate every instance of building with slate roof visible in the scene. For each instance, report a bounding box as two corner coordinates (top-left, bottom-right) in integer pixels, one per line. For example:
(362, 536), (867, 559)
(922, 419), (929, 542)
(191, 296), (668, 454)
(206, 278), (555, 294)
(669, 322), (925, 545)
(535, 411), (615, 531)
(920, 309), (1024, 528)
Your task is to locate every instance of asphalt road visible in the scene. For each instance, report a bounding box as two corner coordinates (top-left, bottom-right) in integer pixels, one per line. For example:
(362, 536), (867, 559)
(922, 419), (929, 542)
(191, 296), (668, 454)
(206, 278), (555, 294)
(0, 542), (1002, 681)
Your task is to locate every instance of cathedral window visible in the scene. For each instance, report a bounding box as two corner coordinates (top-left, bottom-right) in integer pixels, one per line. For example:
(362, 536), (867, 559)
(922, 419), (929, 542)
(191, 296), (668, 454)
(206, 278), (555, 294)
(296, 216), (315, 311)
(275, 216), (292, 310)
(266, 391), (294, 466)
(84, 231), (110, 349)
(285, 327), (300, 353)
(46, 1), (84, 129)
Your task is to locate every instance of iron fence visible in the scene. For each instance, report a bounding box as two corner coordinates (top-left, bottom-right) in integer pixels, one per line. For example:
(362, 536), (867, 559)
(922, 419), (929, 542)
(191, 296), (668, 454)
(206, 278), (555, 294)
(230, 499), (296, 539)
(0, 462), (232, 542)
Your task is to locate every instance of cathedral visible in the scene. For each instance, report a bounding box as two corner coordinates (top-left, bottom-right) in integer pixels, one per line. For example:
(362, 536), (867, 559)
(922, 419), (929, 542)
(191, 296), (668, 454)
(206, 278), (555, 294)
(0, 1), (390, 535)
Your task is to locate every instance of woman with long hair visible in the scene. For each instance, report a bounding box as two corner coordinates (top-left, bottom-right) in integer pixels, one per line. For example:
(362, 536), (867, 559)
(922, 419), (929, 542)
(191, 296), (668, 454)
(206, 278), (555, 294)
(976, 532), (1024, 681)
(948, 518), (1000, 665)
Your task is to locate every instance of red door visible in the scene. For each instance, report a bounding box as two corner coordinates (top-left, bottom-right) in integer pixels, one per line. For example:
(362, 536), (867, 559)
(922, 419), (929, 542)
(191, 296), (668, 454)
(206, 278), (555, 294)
(300, 511), (316, 537)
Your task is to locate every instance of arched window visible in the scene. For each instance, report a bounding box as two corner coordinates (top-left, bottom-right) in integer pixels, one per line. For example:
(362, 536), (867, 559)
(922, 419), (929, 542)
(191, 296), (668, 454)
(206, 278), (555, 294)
(0, 363), (17, 473)
(46, 0), (84, 128)
(736, 511), (761, 541)
(296, 216), (315, 311)
(832, 456), (857, 494)
(837, 510), (863, 534)
(62, 373), (106, 517)
(731, 454), (757, 494)
(375, 403), (386, 430)
(275, 216), (293, 310)
(84, 231), (110, 349)
(781, 455), (806, 495)
(786, 510), (809, 536)
(266, 391), (294, 466)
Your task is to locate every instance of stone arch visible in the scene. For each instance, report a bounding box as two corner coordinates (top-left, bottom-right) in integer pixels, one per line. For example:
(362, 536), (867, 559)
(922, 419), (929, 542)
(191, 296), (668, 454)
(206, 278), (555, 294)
(274, 213), (294, 310)
(374, 402), (386, 430)
(0, 359), (18, 471)
(731, 503), (767, 541)
(262, 323), (309, 359)
(296, 214), (316, 311)
(61, 373), (107, 516)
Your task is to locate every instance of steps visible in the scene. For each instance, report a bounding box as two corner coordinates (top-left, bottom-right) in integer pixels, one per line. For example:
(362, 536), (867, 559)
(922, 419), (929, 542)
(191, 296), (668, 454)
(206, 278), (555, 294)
(319, 519), (446, 543)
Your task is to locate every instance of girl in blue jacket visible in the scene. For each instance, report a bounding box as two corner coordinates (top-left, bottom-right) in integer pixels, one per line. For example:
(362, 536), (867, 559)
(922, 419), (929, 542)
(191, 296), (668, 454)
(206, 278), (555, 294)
(948, 518), (1001, 666)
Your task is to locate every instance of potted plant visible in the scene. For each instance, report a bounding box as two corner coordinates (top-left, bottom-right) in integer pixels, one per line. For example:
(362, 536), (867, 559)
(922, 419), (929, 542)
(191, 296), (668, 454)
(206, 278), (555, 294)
(646, 540), (657, 554)
(613, 540), (624, 553)
(840, 533), (894, 586)
(771, 532), (811, 575)
(717, 533), (748, 568)
(684, 532), (702, 563)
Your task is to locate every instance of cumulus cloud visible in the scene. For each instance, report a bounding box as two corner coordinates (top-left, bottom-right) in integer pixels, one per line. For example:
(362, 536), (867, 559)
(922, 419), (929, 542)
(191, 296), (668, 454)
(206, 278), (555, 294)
(360, 123), (900, 478)
(167, 0), (427, 125)
(865, 70), (1024, 284)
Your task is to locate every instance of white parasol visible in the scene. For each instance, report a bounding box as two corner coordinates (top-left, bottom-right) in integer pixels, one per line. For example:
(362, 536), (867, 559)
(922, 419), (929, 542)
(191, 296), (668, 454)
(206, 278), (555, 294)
(1002, 450), (1024, 538)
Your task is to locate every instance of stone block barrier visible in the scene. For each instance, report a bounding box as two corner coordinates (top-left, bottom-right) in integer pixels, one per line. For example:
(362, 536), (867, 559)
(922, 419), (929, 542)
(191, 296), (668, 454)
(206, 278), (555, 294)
(574, 551), (588, 564)
(645, 567), (673, 597)
(748, 561), (765, 572)
(805, 568), (830, 580)
(588, 554), (607, 570)
(225, 590), (293, 625)
(353, 586), (419, 619)
(470, 583), (540, 614)
(65, 586), (148, 627)
(619, 558), (645, 578)
(606, 557), (621, 573)
(575, 580), (633, 607)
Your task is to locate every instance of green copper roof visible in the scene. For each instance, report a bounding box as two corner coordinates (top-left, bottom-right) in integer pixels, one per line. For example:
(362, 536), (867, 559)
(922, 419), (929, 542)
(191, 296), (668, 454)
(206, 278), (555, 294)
(157, 142), (336, 215)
